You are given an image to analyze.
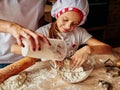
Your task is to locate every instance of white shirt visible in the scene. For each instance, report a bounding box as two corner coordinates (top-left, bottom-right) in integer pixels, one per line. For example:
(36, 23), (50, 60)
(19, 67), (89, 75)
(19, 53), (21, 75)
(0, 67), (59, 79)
(0, 0), (47, 63)
(36, 23), (92, 57)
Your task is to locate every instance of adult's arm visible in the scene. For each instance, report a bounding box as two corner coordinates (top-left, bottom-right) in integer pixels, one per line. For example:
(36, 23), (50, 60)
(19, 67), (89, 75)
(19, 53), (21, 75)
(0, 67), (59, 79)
(0, 19), (50, 51)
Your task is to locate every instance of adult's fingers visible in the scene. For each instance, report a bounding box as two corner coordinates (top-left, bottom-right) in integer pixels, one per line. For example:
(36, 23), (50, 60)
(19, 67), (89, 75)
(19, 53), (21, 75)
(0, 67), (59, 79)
(20, 30), (36, 51)
(24, 30), (51, 51)
(37, 33), (51, 46)
(22, 29), (39, 50)
(16, 35), (24, 47)
(20, 28), (51, 51)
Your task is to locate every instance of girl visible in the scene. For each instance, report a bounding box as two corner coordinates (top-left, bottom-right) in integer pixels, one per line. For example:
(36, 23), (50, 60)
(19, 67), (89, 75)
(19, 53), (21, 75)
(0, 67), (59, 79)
(36, 0), (112, 69)
(12, 0), (112, 69)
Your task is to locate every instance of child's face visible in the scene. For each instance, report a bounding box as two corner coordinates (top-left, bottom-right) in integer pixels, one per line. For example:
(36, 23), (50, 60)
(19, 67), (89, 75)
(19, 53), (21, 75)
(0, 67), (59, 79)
(56, 11), (82, 33)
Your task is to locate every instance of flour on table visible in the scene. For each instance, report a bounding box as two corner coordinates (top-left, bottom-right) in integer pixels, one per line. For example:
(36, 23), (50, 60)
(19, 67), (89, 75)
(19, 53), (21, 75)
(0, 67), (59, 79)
(0, 62), (57, 90)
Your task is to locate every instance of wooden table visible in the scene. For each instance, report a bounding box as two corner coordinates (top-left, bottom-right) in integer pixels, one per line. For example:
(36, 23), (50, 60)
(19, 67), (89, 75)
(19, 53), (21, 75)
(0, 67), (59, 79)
(0, 47), (120, 90)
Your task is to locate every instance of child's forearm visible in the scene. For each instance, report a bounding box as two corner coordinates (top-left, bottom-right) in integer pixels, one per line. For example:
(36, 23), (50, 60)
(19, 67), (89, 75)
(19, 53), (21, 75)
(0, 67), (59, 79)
(89, 45), (113, 54)
(11, 44), (22, 55)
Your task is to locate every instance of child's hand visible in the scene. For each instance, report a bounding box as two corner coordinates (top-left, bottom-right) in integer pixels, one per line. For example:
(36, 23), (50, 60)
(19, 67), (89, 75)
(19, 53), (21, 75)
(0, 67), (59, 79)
(53, 60), (64, 69)
(70, 45), (91, 69)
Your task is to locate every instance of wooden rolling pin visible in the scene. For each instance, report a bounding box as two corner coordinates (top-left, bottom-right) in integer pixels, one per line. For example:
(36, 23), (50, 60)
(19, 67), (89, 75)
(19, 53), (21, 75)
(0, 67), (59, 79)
(0, 44), (37, 83)
(0, 57), (37, 83)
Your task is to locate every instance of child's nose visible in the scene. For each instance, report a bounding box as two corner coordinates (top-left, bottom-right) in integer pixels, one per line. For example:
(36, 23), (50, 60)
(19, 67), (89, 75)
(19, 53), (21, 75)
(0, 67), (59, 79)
(65, 22), (71, 29)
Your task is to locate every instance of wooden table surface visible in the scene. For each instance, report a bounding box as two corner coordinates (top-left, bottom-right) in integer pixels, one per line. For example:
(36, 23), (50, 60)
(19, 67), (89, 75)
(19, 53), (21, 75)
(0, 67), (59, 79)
(0, 47), (120, 90)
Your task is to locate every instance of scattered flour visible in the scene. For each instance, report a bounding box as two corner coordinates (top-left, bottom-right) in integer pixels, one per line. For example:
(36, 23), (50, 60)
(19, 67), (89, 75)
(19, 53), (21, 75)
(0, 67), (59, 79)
(0, 59), (93, 90)
(0, 62), (58, 90)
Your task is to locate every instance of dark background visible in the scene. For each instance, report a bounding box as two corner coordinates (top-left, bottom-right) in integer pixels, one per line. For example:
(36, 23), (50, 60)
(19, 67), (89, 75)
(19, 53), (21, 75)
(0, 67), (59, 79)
(82, 0), (120, 47)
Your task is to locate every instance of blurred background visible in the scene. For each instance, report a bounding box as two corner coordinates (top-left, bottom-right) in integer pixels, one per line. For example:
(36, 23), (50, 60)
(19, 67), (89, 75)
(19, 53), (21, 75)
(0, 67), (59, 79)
(83, 0), (120, 48)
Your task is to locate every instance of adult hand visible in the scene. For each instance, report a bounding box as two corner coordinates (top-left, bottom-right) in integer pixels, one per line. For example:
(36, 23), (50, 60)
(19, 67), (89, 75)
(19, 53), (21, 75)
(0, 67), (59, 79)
(10, 25), (51, 51)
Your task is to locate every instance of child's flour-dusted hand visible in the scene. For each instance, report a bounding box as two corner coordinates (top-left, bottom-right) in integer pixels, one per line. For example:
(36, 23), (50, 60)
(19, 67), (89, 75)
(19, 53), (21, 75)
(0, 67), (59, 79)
(71, 46), (91, 69)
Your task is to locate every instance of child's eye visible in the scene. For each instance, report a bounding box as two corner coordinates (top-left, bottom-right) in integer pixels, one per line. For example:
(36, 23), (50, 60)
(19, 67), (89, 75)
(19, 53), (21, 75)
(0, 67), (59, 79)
(63, 19), (68, 22)
(63, 17), (68, 22)
(72, 23), (78, 27)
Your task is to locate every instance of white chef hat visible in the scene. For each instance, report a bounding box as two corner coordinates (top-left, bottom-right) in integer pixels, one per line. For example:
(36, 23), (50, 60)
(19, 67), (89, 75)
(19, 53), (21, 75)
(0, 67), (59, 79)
(51, 0), (89, 25)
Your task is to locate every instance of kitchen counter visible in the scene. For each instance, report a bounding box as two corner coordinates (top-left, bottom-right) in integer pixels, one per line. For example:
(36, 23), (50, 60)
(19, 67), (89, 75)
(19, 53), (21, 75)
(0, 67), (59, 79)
(0, 47), (120, 90)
